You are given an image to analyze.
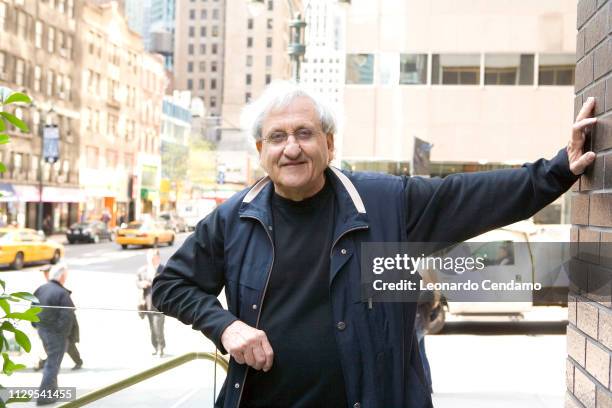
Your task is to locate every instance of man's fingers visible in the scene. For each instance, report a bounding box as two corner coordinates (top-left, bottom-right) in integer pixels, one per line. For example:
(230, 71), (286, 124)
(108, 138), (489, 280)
(572, 117), (597, 141)
(251, 344), (267, 370)
(243, 346), (256, 367)
(232, 350), (246, 365)
(576, 97), (595, 122)
(260, 337), (274, 372)
(569, 151), (597, 176)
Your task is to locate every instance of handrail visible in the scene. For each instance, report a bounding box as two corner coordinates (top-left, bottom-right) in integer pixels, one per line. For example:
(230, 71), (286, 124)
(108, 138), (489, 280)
(58, 351), (229, 407)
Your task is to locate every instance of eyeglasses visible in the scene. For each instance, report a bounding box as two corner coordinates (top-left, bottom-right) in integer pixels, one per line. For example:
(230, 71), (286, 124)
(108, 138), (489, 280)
(262, 127), (319, 145)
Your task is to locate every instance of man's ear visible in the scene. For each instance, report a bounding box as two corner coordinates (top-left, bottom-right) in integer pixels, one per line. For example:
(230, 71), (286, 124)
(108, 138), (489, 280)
(256, 140), (262, 154)
(326, 133), (335, 163)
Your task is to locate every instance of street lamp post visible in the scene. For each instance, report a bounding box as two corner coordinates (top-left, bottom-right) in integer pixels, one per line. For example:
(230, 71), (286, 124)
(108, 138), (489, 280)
(249, 0), (350, 83)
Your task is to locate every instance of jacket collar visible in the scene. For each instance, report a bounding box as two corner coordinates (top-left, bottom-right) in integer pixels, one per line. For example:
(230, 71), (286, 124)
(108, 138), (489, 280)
(239, 167), (369, 231)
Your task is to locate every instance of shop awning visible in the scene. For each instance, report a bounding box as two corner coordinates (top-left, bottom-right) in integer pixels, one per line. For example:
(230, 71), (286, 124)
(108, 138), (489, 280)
(0, 183), (17, 202)
(42, 187), (86, 203)
(13, 185), (40, 202)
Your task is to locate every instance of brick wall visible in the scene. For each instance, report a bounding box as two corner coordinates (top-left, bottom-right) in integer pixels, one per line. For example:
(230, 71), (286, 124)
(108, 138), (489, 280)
(568, 0), (612, 407)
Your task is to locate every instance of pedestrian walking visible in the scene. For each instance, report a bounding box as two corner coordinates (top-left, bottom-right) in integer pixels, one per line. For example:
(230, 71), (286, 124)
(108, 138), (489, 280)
(32, 262), (76, 406)
(137, 249), (166, 357)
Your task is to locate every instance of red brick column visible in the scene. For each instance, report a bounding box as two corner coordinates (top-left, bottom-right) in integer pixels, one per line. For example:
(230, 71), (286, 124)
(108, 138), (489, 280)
(567, 1), (612, 407)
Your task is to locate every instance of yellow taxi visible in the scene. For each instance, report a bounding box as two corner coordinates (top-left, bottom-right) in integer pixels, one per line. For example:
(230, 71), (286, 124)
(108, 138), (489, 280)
(0, 228), (64, 270)
(115, 220), (175, 249)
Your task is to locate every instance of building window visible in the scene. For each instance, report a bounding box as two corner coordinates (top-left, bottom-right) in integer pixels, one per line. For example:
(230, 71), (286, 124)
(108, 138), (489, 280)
(211, 61), (217, 72)
(189, 9), (195, 19)
(201, 9), (207, 19)
(267, 0), (273, 11)
(210, 96), (217, 108)
(46, 70), (54, 96)
(64, 76), (71, 101)
(431, 54), (480, 85)
(200, 26), (206, 36)
(538, 54), (575, 86)
(346, 54), (374, 84)
(67, 0), (74, 18)
(211, 79), (217, 89)
(212, 43), (218, 54)
(213, 9), (219, 19)
(35, 21), (43, 48)
(246, 55), (253, 67)
(266, 37), (272, 48)
(199, 61), (206, 72)
(17, 11), (27, 38)
(246, 74), (252, 85)
(0, 3), (6, 31)
(247, 18), (254, 30)
(189, 26), (195, 37)
(188, 44), (194, 54)
(212, 26), (219, 37)
(199, 79), (205, 89)
(187, 79), (193, 89)
(34, 66), (42, 92)
(0, 52), (5, 76)
(266, 55), (272, 67)
(15, 59), (25, 86)
(200, 44), (206, 54)
(484, 54), (534, 85)
(267, 18), (273, 30)
(247, 37), (253, 47)
(86, 146), (99, 168)
(47, 26), (55, 53)
(245, 92), (251, 103)
(265, 74), (271, 84)
(399, 54), (428, 85)
(188, 62), (193, 72)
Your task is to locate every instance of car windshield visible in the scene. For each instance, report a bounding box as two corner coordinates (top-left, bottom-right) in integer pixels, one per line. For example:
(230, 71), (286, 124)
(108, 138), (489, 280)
(127, 222), (143, 229)
(0, 232), (11, 243)
(70, 223), (91, 228)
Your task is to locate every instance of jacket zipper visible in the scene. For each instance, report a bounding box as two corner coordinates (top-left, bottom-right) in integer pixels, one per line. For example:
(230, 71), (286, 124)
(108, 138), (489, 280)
(236, 215), (275, 407)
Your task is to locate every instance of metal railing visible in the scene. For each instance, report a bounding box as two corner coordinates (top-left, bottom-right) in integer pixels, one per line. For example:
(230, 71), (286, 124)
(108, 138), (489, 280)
(58, 351), (229, 407)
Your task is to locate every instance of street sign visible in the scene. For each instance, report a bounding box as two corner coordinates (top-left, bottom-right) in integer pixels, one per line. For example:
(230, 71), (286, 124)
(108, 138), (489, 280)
(43, 125), (60, 163)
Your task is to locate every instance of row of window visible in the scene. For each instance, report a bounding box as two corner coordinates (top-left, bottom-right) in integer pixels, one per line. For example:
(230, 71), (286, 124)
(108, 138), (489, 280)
(189, 8), (220, 20)
(247, 37), (273, 48)
(187, 78), (218, 91)
(247, 18), (273, 30)
(187, 42), (221, 55)
(0, 52), (72, 100)
(84, 147), (135, 171)
(187, 60), (220, 73)
(346, 53), (575, 86)
(246, 54), (273, 68)
(0, 2), (74, 59)
(188, 25), (220, 37)
(0, 150), (73, 184)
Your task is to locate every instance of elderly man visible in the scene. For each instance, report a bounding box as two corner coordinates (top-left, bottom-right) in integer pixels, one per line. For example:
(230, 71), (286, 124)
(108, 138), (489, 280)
(33, 262), (77, 406)
(153, 82), (596, 408)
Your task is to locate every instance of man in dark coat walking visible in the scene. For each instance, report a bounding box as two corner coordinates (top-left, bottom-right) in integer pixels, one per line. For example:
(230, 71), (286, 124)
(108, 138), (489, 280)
(33, 262), (76, 406)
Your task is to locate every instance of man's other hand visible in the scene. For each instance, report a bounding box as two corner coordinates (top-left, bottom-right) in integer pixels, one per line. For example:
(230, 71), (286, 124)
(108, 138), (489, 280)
(221, 320), (274, 372)
(568, 97), (598, 175)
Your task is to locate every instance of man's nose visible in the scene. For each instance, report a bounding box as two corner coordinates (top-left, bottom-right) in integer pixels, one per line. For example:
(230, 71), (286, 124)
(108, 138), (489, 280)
(283, 137), (302, 159)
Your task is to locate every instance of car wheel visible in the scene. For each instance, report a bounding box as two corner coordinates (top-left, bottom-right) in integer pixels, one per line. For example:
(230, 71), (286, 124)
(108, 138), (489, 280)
(11, 252), (24, 270)
(67, 239), (75, 245)
(50, 250), (61, 264)
(121, 244), (128, 250)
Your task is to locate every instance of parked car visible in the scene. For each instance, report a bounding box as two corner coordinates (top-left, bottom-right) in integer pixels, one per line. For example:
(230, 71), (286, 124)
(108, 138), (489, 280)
(158, 212), (187, 233)
(66, 221), (113, 244)
(0, 228), (64, 270)
(115, 220), (175, 249)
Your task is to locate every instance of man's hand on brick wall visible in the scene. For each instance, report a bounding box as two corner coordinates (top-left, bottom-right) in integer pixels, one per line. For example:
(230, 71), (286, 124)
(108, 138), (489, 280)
(568, 96), (597, 176)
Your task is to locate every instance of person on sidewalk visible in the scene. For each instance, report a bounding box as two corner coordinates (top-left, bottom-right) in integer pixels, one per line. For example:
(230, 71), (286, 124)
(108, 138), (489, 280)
(152, 82), (597, 408)
(137, 249), (166, 357)
(35, 266), (83, 372)
(33, 262), (76, 406)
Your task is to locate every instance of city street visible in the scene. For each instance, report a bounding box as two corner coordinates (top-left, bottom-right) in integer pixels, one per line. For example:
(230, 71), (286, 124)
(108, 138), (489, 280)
(1, 234), (568, 407)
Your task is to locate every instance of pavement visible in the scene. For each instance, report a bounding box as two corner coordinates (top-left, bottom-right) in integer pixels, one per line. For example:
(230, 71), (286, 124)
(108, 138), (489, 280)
(0, 234), (570, 407)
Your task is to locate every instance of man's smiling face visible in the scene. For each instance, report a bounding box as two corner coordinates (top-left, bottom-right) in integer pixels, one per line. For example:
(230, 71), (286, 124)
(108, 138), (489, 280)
(257, 96), (334, 201)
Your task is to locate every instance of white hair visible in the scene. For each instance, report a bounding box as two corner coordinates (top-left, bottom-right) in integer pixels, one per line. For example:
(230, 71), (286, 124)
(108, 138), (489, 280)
(49, 262), (68, 281)
(241, 81), (337, 142)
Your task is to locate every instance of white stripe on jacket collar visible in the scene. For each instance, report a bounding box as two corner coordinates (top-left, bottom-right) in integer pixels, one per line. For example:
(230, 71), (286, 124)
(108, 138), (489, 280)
(242, 167), (367, 214)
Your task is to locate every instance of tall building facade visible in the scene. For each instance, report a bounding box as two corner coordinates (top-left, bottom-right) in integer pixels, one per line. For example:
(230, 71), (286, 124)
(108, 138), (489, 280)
(341, 0), (578, 222)
(174, 0), (226, 117)
(125, 0), (174, 69)
(76, 1), (166, 224)
(0, 0), (82, 231)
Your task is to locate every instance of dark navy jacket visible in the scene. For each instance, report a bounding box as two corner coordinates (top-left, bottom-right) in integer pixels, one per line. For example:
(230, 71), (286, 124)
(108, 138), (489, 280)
(152, 148), (577, 408)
